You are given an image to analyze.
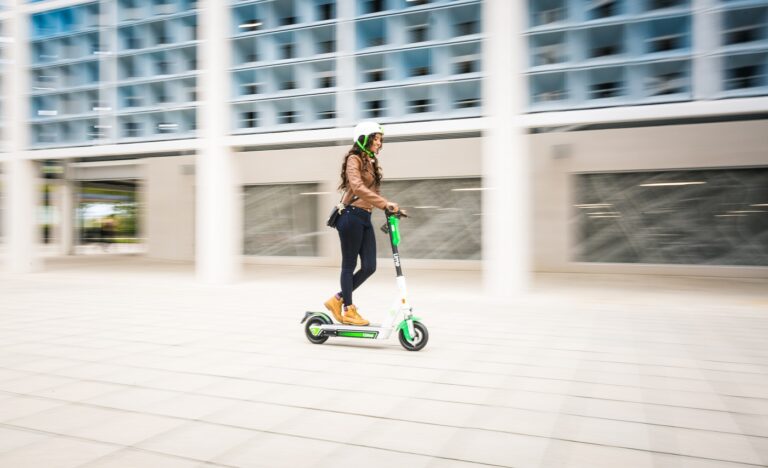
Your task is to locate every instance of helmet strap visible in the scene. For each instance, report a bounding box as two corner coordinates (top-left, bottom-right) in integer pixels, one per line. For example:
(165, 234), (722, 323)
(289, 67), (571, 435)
(355, 138), (375, 158)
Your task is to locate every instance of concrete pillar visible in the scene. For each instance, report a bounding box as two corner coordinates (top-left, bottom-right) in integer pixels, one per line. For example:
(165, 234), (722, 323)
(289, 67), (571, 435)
(5, 160), (41, 273)
(482, 0), (530, 297)
(336, 0), (356, 126)
(692, 0), (719, 99)
(57, 176), (75, 256)
(4, 2), (41, 273)
(196, 0), (241, 283)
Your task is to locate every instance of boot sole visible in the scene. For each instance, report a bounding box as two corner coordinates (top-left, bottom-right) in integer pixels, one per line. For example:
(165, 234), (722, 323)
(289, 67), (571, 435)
(341, 319), (370, 326)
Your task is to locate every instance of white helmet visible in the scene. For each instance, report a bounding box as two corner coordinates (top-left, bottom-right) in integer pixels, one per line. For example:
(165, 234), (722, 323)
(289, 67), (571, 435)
(352, 121), (383, 144)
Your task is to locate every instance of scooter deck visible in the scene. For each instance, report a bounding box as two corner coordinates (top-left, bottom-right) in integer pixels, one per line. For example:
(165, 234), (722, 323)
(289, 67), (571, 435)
(320, 323), (385, 331)
(318, 323), (391, 339)
(304, 310), (386, 330)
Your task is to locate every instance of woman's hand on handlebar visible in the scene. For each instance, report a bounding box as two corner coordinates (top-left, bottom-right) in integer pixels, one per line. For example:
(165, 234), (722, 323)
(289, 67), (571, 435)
(385, 203), (408, 218)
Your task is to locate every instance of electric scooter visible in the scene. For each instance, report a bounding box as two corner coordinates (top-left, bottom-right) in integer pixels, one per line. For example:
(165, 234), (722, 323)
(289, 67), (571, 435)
(301, 210), (429, 351)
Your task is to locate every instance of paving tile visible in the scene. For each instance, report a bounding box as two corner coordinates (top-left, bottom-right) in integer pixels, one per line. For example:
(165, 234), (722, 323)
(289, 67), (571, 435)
(1, 263), (767, 468)
(436, 427), (550, 467)
(195, 379), (280, 401)
(3, 357), (80, 374)
(0, 374), (77, 394)
(310, 444), (436, 468)
(144, 393), (234, 420)
(7, 403), (119, 435)
(86, 387), (183, 413)
(68, 412), (186, 446)
(79, 448), (225, 468)
(135, 421), (257, 462)
(214, 433), (343, 468)
(0, 436), (118, 468)
(0, 395), (67, 422)
(32, 380), (128, 402)
(0, 369), (32, 383)
(0, 426), (49, 453)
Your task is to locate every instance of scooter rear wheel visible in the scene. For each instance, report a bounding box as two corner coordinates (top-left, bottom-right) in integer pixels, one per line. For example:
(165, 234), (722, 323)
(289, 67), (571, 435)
(305, 316), (329, 344)
(399, 321), (428, 351)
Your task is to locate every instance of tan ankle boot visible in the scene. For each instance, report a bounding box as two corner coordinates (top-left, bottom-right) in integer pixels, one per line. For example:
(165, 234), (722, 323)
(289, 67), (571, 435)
(324, 295), (344, 323)
(342, 305), (369, 326)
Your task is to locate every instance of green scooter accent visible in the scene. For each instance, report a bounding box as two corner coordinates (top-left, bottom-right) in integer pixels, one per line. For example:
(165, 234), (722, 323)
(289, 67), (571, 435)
(301, 311), (332, 325)
(338, 331), (378, 339)
(389, 215), (400, 246)
(397, 317), (421, 342)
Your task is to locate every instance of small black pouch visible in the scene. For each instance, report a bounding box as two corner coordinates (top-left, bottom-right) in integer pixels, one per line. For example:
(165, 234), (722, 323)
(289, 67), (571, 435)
(326, 192), (356, 228)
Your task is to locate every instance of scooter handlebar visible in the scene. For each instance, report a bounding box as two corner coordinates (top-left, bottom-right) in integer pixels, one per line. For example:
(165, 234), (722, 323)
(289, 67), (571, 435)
(381, 209), (408, 234)
(384, 209), (408, 218)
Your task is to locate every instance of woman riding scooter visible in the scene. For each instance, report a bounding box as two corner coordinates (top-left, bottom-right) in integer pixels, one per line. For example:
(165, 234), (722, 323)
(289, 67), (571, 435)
(324, 122), (401, 326)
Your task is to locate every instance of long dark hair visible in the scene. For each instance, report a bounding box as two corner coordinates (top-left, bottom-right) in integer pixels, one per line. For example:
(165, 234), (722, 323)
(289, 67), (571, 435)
(338, 135), (383, 191)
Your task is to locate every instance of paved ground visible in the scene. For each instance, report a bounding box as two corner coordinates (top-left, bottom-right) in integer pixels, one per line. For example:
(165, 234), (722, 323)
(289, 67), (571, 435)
(1, 255), (767, 467)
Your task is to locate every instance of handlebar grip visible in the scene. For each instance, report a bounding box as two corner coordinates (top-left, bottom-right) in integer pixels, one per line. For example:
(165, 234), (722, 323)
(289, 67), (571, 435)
(384, 209), (408, 218)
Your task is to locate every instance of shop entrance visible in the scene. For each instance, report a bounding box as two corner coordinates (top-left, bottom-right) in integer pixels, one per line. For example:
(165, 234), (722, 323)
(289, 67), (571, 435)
(76, 180), (142, 254)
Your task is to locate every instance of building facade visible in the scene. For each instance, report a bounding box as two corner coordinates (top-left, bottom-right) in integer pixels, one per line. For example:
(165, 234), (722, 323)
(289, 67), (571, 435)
(1, 0), (767, 291)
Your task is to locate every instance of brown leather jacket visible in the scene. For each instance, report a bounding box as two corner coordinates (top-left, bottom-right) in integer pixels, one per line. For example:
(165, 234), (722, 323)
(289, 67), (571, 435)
(341, 153), (388, 211)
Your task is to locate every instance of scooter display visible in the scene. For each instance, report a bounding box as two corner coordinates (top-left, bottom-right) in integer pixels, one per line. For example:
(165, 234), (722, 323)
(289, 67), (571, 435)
(301, 210), (429, 351)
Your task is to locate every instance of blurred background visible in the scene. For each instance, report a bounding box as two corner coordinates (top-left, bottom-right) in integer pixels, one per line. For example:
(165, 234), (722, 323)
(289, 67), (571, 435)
(0, 0), (766, 289)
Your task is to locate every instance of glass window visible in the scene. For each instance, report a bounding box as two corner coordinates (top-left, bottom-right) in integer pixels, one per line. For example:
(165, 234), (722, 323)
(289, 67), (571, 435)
(365, 99), (386, 118)
(575, 168), (768, 265)
(242, 111), (259, 128)
(318, 74), (335, 88)
(319, 40), (335, 54)
(529, 0), (567, 27)
(530, 72), (568, 103)
(156, 122), (178, 134)
(123, 121), (141, 137)
(588, 67), (625, 99)
(408, 25), (429, 43)
(724, 53), (767, 91)
(318, 110), (336, 119)
(645, 60), (690, 97)
(243, 83), (261, 95)
(409, 98), (432, 113)
(279, 110), (298, 124)
(588, 25), (624, 59)
(281, 43), (295, 60)
(366, 69), (386, 82)
(318, 2), (335, 21)
(723, 7), (766, 46)
(531, 32), (568, 66)
(243, 183), (320, 256)
(376, 178), (482, 260)
(587, 0), (623, 20)
(646, 0), (687, 10)
(364, 0), (386, 14)
(645, 17), (689, 53)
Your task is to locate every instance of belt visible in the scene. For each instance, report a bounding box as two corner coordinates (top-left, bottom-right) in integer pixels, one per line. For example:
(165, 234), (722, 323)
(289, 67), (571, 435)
(348, 205), (372, 214)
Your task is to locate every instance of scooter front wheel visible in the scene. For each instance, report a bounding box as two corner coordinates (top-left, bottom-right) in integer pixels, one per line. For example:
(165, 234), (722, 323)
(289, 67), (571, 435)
(305, 316), (329, 344)
(399, 321), (428, 351)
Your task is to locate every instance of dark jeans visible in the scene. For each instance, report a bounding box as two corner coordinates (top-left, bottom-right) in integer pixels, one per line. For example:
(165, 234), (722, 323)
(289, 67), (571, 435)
(337, 206), (377, 307)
